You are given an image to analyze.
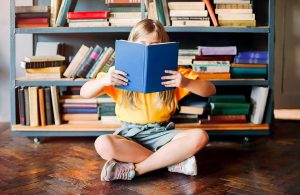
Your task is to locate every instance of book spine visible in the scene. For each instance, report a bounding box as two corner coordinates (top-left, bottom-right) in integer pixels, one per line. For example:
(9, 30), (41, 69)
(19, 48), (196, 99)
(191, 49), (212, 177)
(50, 86), (61, 125)
(63, 108), (98, 114)
(211, 108), (250, 115)
(16, 17), (49, 24)
(56, 0), (72, 27)
(90, 47), (114, 78)
(198, 46), (237, 55)
(44, 87), (54, 125)
(18, 88), (26, 125)
(24, 87), (30, 126)
(38, 88), (46, 126)
(100, 52), (115, 73)
(209, 95), (246, 103)
(16, 13), (50, 18)
(76, 45), (103, 78)
(155, 0), (166, 26)
(195, 55), (234, 62)
(67, 11), (109, 19)
(15, 6), (49, 14)
(203, 0), (218, 27)
(28, 87), (39, 127)
(231, 67), (267, 75)
(237, 51), (268, 59)
(71, 47), (93, 78)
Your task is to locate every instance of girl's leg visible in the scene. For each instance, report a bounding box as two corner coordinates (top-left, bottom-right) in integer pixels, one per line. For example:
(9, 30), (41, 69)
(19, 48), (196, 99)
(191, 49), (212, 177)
(135, 128), (208, 175)
(95, 134), (153, 163)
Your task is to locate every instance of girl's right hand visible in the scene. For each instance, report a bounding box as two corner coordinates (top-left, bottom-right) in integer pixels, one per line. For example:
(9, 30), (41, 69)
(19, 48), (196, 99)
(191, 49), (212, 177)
(102, 69), (128, 86)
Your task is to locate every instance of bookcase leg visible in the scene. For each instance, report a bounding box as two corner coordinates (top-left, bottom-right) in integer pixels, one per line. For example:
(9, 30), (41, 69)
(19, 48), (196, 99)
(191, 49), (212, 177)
(28, 137), (42, 144)
(243, 136), (250, 144)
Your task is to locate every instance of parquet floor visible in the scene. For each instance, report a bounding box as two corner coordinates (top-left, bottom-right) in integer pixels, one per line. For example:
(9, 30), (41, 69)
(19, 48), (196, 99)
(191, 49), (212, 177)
(0, 120), (299, 194)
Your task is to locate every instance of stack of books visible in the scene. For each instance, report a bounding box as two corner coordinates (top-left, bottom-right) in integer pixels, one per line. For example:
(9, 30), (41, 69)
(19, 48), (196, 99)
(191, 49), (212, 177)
(67, 11), (109, 27)
(214, 0), (256, 27)
(107, 0), (142, 26)
(178, 49), (197, 66)
(200, 95), (249, 124)
(20, 55), (66, 79)
(192, 46), (237, 79)
(60, 87), (100, 124)
(172, 94), (209, 123)
(15, 6), (50, 28)
(63, 44), (115, 79)
(17, 86), (61, 126)
(98, 101), (119, 124)
(168, 2), (210, 27)
(231, 51), (268, 79)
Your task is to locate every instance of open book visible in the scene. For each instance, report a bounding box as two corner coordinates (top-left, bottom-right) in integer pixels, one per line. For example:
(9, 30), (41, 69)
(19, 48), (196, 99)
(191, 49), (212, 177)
(115, 40), (179, 93)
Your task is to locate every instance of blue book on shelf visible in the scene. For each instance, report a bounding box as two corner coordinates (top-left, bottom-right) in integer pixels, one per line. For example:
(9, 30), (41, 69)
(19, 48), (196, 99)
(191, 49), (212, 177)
(63, 108), (98, 114)
(234, 57), (269, 64)
(231, 67), (267, 75)
(115, 40), (179, 93)
(237, 51), (268, 59)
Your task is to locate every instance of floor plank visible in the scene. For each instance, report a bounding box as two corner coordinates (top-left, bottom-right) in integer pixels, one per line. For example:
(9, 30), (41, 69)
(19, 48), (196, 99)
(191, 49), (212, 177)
(0, 120), (299, 194)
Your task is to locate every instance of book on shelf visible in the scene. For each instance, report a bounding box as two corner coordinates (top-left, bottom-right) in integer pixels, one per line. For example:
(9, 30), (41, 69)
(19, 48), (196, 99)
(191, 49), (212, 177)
(62, 103), (98, 108)
(15, 6), (50, 13)
(218, 20), (256, 27)
(15, 6), (50, 28)
(50, 86), (61, 125)
(215, 3), (252, 9)
(38, 88), (46, 126)
(115, 40), (179, 93)
(89, 47), (114, 78)
(236, 51), (268, 59)
(16, 13), (50, 19)
(62, 113), (99, 121)
(161, 0), (170, 26)
(230, 63), (267, 68)
(197, 46), (237, 56)
(171, 20), (210, 27)
(35, 42), (64, 56)
(200, 114), (247, 124)
(63, 107), (98, 114)
(196, 72), (231, 80)
(209, 95), (247, 103)
(17, 88), (26, 125)
(50, 0), (63, 27)
(195, 55), (234, 62)
(44, 87), (54, 125)
(24, 88), (30, 126)
(28, 87), (40, 127)
(56, 0), (78, 27)
(68, 21), (110, 27)
(16, 18), (49, 24)
(234, 58), (269, 64)
(210, 102), (250, 115)
(213, 0), (251, 4)
(250, 86), (269, 124)
(203, 0), (218, 27)
(67, 11), (109, 19)
(76, 45), (103, 78)
(24, 55), (66, 62)
(167, 2), (205, 10)
(154, 0), (166, 26)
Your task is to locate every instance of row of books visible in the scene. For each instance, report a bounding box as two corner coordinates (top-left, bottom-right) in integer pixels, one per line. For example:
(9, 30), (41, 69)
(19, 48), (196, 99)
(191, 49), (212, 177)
(179, 47), (268, 80)
(16, 86), (118, 126)
(15, 0), (257, 28)
(173, 86), (269, 125)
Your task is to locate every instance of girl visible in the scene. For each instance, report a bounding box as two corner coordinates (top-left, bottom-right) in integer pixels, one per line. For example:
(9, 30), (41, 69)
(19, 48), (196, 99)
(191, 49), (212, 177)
(80, 19), (216, 181)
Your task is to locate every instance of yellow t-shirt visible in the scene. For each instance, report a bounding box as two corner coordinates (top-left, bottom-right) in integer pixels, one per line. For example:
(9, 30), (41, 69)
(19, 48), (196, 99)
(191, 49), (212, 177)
(97, 67), (199, 124)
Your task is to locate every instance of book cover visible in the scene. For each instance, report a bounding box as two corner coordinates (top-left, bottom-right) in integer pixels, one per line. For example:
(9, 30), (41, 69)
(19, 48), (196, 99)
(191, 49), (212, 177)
(56, 0), (78, 27)
(234, 57), (269, 64)
(167, 2), (205, 10)
(197, 46), (237, 55)
(16, 18), (49, 24)
(16, 13), (50, 19)
(115, 40), (179, 93)
(15, 6), (49, 14)
(50, 0), (63, 27)
(63, 107), (98, 114)
(209, 95), (246, 103)
(35, 42), (64, 56)
(250, 86), (269, 124)
(161, 0), (170, 26)
(195, 55), (234, 62)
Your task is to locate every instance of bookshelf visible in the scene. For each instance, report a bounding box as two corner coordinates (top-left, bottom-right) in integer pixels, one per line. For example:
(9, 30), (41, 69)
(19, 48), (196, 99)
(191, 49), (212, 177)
(10, 0), (274, 142)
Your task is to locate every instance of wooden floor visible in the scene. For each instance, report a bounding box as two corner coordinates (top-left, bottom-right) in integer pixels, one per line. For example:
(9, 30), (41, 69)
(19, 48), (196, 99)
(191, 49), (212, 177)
(0, 121), (299, 194)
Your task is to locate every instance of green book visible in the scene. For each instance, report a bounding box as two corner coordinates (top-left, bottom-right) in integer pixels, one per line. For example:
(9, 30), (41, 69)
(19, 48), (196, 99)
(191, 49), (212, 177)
(211, 108), (250, 115)
(209, 95), (246, 103)
(155, 0), (166, 26)
(231, 67), (267, 75)
(211, 102), (250, 109)
(109, 7), (141, 12)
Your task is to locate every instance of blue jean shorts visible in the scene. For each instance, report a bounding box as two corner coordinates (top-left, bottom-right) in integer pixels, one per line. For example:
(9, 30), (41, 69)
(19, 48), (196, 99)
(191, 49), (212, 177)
(113, 121), (181, 151)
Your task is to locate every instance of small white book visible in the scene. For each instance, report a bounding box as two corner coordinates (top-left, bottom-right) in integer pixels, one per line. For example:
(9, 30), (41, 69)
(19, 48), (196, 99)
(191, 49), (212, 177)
(250, 86), (269, 124)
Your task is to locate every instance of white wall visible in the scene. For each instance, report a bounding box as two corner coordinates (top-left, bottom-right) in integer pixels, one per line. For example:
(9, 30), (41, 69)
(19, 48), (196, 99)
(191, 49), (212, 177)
(0, 0), (32, 122)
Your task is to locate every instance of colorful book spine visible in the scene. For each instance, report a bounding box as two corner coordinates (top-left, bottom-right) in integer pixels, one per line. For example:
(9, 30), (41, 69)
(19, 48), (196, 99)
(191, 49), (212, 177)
(45, 87), (54, 125)
(38, 88), (46, 126)
(76, 45), (103, 78)
(198, 46), (237, 55)
(67, 11), (109, 19)
(195, 55), (234, 62)
(63, 108), (98, 114)
(203, 0), (218, 27)
(236, 51), (268, 59)
(234, 58), (269, 64)
(18, 88), (26, 125)
(155, 0), (166, 26)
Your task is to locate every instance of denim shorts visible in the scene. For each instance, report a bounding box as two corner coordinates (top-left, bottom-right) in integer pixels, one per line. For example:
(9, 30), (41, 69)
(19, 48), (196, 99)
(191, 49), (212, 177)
(113, 121), (181, 151)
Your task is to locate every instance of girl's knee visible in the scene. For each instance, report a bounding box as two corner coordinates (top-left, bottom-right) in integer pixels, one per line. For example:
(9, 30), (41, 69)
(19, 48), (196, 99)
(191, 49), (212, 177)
(191, 129), (209, 151)
(94, 135), (116, 160)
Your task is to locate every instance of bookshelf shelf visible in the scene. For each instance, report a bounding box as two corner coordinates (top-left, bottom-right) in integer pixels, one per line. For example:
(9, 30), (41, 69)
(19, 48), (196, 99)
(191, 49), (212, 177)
(15, 26), (270, 34)
(15, 78), (269, 87)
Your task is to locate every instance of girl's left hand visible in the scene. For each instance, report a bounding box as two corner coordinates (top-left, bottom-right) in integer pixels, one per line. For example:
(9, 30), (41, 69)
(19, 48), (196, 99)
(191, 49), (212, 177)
(161, 70), (188, 88)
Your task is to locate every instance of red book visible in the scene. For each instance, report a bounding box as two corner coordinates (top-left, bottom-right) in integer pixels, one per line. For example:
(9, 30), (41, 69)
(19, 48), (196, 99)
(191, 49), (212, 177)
(203, 0), (218, 27)
(67, 11), (109, 20)
(195, 55), (234, 62)
(16, 17), (49, 24)
(200, 115), (247, 124)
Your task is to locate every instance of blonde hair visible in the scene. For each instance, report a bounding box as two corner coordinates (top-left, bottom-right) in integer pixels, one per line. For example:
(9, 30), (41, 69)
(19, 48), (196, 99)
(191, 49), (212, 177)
(120, 19), (177, 111)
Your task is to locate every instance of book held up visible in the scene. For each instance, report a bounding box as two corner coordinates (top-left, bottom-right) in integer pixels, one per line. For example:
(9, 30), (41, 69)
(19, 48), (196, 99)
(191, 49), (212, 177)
(115, 40), (179, 93)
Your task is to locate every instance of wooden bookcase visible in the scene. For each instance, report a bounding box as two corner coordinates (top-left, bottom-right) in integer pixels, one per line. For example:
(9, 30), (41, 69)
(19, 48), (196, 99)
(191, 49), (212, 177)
(10, 0), (274, 142)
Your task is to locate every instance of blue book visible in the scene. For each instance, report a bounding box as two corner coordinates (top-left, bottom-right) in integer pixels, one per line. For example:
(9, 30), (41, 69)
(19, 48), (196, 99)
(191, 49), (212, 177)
(115, 40), (179, 93)
(231, 67), (267, 75)
(55, 0), (77, 27)
(234, 57), (269, 64)
(237, 51), (268, 59)
(63, 108), (98, 114)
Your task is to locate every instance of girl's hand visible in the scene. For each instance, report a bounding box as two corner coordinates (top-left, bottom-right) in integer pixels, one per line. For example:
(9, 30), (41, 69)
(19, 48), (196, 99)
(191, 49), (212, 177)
(161, 70), (188, 88)
(103, 69), (128, 86)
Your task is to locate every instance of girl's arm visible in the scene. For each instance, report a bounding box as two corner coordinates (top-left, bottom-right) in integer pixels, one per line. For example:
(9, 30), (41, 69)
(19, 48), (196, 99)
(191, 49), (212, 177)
(80, 70), (128, 98)
(161, 70), (216, 97)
